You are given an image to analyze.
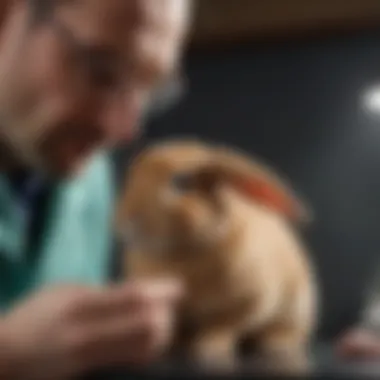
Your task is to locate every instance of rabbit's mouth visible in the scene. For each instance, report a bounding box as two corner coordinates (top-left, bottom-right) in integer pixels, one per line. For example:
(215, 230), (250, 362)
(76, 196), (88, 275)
(120, 223), (169, 253)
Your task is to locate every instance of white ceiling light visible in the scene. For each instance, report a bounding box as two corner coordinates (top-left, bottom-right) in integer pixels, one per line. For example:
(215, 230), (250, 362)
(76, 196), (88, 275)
(362, 85), (380, 115)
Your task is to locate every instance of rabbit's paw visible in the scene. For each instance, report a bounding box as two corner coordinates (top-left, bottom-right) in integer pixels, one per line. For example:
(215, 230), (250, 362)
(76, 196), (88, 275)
(188, 329), (238, 373)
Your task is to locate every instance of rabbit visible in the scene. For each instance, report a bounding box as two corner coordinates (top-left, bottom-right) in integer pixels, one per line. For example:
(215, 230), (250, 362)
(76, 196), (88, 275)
(115, 139), (318, 374)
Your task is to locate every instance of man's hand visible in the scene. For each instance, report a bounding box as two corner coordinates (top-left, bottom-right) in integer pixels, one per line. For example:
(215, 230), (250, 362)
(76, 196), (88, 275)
(0, 279), (183, 380)
(335, 328), (380, 359)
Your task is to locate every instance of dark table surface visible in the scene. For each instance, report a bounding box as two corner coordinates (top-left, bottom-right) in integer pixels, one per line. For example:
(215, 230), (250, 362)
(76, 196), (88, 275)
(84, 342), (380, 379)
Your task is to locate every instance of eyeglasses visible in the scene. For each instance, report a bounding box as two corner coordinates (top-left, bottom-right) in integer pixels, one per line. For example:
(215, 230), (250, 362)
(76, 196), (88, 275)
(48, 16), (187, 121)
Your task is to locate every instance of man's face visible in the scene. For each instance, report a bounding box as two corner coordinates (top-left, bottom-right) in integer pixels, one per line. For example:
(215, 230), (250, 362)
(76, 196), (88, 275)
(0, 0), (190, 177)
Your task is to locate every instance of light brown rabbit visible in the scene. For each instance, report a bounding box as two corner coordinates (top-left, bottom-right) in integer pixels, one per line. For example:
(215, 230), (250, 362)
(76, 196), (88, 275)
(116, 139), (318, 374)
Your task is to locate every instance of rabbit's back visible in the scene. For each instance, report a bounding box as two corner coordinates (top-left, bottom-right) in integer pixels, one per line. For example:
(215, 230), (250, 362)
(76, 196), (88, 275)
(219, 188), (317, 336)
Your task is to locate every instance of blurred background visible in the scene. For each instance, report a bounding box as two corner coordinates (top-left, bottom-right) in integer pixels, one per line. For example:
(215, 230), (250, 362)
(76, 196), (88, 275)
(116, 0), (380, 345)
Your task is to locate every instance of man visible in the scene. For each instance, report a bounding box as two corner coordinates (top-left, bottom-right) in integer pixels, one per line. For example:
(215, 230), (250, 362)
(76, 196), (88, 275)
(0, 0), (192, 379)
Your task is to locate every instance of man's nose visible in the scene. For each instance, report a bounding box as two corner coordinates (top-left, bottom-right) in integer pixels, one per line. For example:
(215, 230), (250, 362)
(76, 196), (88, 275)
(96, 92), (144, 144)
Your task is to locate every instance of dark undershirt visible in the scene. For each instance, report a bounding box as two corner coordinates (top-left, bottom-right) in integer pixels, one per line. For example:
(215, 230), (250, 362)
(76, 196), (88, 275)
(6, 170), (50, 262)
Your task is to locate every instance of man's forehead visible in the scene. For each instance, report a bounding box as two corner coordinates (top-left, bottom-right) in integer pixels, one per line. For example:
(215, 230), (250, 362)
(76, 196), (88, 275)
(58, 0), (190, 48)
(57, 0), (190, 78)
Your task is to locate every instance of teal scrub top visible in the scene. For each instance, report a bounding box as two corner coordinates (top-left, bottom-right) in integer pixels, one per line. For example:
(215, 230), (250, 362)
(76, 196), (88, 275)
(0, 152), (115, 311)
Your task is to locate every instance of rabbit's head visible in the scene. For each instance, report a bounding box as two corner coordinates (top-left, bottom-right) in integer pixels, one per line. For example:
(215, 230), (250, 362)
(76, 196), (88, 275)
(116, 139), (309, 258)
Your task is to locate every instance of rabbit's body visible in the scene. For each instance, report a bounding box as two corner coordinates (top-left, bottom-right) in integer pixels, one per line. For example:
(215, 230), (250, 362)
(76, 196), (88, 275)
(117, 140), (317, 372)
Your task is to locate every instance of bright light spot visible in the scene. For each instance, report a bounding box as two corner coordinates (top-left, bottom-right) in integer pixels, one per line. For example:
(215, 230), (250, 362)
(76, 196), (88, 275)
(362, 85), (380, 115)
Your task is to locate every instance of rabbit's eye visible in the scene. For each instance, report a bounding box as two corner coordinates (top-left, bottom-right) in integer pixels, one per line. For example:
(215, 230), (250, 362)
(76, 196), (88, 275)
(171, 173), (195, 192)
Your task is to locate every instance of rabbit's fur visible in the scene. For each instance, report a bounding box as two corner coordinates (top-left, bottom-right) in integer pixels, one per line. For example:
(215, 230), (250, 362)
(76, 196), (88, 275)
(116, 139), (318, 373)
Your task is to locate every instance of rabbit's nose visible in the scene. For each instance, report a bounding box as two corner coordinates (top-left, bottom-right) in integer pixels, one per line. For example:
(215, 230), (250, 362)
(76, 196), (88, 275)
(120, 218), (169, 253)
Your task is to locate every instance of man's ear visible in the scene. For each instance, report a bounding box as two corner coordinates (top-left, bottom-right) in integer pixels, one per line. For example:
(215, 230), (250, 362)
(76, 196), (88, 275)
(208, 147), (312, 224)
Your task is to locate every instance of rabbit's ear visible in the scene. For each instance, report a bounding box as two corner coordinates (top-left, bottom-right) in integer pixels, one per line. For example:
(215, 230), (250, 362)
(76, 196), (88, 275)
(210, 148), (311, 223)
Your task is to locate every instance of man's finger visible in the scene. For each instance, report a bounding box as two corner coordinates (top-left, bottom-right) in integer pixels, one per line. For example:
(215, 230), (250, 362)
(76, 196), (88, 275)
(75, 278), (184, 320)
(76, 306), (175, 370)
